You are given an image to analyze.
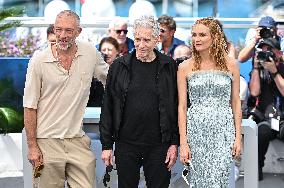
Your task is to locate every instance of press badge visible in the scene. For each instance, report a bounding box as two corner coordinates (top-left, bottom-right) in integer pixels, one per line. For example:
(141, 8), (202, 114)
(271, 118), (280, 131)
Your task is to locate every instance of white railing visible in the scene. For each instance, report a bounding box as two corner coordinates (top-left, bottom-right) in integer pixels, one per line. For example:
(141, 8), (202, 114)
(3, 17), (284, 29)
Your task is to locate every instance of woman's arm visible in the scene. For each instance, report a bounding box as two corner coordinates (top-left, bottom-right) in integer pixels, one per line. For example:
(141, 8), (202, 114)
(249, 57), (261, 96)
(228, 58), (242, 157)
(177, 60), (192, 163)
(177, 62), (189, 146)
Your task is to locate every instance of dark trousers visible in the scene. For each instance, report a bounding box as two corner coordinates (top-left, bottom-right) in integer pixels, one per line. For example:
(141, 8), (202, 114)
(115, 142), (171, 188)
(258, 121), (279, 168)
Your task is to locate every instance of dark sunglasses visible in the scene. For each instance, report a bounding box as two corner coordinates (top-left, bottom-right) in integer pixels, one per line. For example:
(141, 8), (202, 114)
(115, 29), (128, 34)
(103, 165), (115, 187)
(33, 163), (44, 179)
(182, 160), (196, 185)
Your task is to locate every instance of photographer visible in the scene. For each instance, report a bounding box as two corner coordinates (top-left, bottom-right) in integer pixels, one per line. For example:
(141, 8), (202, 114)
(249, 38), (284, 180)
(238, 16), (284, 63)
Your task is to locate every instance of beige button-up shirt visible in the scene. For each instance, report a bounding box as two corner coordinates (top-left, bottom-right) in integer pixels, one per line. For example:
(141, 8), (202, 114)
(23, 41), (108, 138)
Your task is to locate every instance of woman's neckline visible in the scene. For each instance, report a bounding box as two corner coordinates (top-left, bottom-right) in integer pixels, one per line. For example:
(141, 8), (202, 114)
(187, 69), (233, 80)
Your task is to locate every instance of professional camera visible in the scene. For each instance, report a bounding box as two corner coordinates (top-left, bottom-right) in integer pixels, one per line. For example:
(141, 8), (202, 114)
(259, 27), (274, 39)
(248, 107), (265, 123)
(256, 50), (276, 63)
(255, 38), (279, 64)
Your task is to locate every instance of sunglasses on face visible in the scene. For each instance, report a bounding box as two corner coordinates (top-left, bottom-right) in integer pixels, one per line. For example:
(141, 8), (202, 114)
(115, 29), (128, 35)
(182, 160), (196, 185)
(33, 163), (44, 179)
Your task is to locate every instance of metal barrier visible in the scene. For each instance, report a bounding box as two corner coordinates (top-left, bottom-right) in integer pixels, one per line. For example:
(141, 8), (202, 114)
(241, 119), (259, 188)
(22, 109), (258, 188)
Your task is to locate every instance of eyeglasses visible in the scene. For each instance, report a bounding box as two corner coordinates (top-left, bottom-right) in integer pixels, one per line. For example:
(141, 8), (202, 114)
(115, 29), (128, 35)
(182, 160), (196, 185)
(54, 28), (75, 35)
(103, 165), (115, 187)
(33, 163), (44, 179)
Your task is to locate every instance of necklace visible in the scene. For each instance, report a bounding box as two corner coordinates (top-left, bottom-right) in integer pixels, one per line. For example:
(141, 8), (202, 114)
(55, 44), (78, 71)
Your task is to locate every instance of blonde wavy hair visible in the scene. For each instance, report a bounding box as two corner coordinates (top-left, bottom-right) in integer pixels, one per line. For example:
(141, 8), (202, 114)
(191, 17), (228, 71)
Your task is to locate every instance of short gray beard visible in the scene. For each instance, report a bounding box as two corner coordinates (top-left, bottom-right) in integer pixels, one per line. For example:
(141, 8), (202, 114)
(56, 39), (75, 51)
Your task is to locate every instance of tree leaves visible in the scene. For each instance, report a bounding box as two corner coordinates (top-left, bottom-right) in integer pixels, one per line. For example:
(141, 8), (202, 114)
(0, 7), (25, 32)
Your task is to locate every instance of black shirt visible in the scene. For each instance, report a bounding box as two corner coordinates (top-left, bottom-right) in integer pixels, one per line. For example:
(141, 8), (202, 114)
(119, 56), (162, 145)
(87, 78), (104, 107)
(256, 63), (284, 119)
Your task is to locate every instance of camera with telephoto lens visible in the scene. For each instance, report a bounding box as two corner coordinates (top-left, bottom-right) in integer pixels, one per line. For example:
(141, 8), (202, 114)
(259, 27), (274, 39)
(256, 50), (276, 64)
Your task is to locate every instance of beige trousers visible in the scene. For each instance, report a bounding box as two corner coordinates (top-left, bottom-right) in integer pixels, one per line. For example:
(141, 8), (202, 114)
(34, 135), (96, 188)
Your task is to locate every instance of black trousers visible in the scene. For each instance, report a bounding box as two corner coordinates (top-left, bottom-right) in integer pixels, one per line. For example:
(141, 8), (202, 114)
(258, 121), (283, 168)
(115, 142), (171, 188)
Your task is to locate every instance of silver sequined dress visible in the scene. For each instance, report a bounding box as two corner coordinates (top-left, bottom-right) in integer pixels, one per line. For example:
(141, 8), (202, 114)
(187, 70), (235, 188)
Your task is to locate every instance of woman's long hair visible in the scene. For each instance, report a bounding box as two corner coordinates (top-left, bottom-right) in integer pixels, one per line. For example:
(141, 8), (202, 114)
(192, 17), (228, 71)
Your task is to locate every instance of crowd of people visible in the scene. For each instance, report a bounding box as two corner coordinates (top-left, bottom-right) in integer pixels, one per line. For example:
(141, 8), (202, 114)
(23, 9), (284, 188)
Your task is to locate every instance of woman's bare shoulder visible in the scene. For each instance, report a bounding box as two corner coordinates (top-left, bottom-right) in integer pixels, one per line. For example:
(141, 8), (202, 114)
(178, 58), (194, 73)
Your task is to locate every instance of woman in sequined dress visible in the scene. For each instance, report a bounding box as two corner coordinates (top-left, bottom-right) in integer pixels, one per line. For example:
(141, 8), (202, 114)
(177, 17), (242, 187)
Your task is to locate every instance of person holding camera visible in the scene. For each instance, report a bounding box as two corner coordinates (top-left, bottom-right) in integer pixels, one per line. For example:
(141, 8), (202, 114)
(249, 38), (284, 180)
(238, 16), (284, 63)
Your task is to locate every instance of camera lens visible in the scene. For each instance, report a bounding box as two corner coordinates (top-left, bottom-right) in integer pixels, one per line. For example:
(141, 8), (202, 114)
(259, 28), (274, 39)
(257, 51), (269, 62)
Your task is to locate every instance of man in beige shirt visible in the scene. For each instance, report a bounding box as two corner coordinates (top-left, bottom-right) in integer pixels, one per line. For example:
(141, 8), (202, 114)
(23, 10), (108, 188)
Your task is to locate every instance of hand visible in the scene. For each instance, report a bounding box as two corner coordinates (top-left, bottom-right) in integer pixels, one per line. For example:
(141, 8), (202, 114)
(253, 55), (260, 68)
(232, 137), (242, 158)
(28, 145), (43, 167)
(101, 149), (113, 166)
(179, 144), (191, 165)
(165, 145), (178, 171)
(261, 57), (278, 73)
(254, 27), (262, 43)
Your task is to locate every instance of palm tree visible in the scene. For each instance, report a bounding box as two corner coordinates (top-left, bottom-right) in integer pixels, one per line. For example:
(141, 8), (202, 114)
(0, 7), (24, 32)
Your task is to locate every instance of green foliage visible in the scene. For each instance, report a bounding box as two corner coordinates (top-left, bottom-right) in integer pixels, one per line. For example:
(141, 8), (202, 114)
(0, 78), (24, 134)
(0, 107), (23, 134)
(0, 7), (24, 32)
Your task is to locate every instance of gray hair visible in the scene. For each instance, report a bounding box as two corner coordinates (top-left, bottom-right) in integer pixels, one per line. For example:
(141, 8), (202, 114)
(56, 10), (80, 27)
(108, 17), (128, 29)
(133, 15), (160, 38)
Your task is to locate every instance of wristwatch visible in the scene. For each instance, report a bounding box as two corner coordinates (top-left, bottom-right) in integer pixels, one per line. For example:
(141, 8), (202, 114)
(271, 71), (279, 79)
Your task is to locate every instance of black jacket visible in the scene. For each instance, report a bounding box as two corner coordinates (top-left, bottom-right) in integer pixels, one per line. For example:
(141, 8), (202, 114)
(100, 49), (179, 150)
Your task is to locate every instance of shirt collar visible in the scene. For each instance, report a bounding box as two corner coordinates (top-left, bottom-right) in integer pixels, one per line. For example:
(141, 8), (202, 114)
(42, 40), (85, 63)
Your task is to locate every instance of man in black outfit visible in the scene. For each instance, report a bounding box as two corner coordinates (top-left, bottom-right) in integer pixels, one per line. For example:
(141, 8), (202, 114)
(249, 38), (284, 180)
(99, 15), (179, 188)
